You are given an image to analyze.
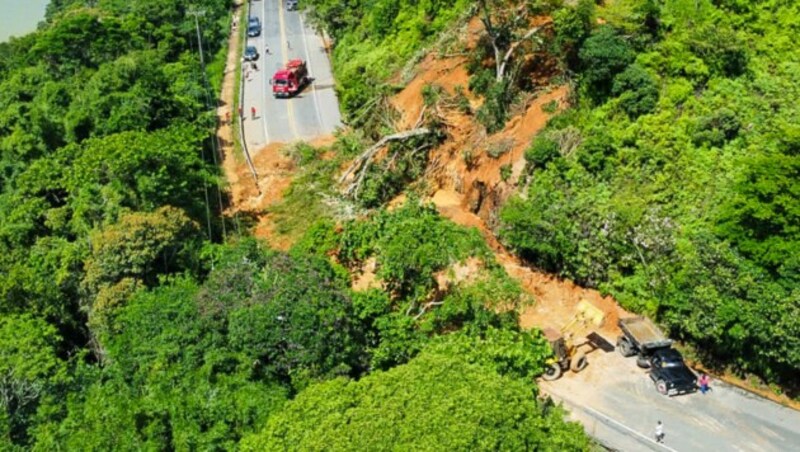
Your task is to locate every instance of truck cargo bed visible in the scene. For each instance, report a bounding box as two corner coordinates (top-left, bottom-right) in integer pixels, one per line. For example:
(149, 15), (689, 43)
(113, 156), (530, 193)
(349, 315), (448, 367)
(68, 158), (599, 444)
(618, 316), (672, 350)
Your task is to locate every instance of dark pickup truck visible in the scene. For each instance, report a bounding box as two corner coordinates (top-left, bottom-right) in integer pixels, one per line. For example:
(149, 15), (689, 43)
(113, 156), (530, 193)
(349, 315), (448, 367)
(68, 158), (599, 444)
(618, 317), (697, 396)
(648, 347), (697, 396)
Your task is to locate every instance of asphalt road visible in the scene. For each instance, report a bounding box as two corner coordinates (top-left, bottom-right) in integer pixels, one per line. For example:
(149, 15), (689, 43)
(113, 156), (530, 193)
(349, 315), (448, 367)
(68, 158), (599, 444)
(241, 0), (342, 150)
(540, 348), (800, 451)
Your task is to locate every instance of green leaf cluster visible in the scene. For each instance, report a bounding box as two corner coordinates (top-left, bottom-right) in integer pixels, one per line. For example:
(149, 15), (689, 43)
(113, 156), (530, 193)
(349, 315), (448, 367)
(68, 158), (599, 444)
(500, 0), (800, 384)
(304, 0), (472, 119)
(243, 332), (587, 452)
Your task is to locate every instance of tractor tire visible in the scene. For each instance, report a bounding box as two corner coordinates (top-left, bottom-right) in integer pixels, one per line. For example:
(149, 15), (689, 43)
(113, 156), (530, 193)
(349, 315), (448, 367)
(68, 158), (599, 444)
(617, 336), (635, 357)
(636, 355), (651, 369)
(542, 363), (562, 381)
(570, 351), (588, 372)
(655, 379), (668, 396)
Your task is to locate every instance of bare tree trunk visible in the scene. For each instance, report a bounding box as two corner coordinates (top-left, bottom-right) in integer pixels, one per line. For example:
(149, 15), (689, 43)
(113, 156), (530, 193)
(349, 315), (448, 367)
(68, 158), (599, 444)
(413, 301), (445, 320)
(476, 0), (541, 82)
(498, 26), (541, 82)
(339, 128), (432, 197)
(478, 0), (505, 82)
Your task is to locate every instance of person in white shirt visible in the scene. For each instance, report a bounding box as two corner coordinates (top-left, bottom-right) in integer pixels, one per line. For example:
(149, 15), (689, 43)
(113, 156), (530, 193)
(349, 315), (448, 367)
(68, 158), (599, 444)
(655, 420), (665, 443)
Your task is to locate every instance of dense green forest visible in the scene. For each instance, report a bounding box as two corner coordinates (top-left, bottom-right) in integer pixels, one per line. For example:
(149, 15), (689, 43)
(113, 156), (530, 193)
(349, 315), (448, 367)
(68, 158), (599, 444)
(0, 0), (587, 449)
(4, 0), (796, 448)
(494, 0), (800, 386)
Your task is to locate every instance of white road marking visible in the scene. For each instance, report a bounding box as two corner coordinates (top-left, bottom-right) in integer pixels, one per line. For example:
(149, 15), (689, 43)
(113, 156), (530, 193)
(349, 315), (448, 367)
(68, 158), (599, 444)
(298, 12), (324, 135)
(545, 386), (680, 452)
(259, 0), (270, 144)
(277, 0), (299, 141)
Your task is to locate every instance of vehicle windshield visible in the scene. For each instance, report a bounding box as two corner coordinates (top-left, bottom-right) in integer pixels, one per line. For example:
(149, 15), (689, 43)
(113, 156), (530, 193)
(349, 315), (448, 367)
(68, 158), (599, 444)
(660, 360), (683, 368)
(657, 350), (685, 368)
(274, 79), (288, 86)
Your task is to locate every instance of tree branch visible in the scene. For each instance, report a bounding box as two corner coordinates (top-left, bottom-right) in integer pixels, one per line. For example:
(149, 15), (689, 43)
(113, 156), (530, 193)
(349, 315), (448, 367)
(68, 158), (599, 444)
(413, 301), (445, 320)
(339, 128), (432, 197)
(497, 26), (541, 81)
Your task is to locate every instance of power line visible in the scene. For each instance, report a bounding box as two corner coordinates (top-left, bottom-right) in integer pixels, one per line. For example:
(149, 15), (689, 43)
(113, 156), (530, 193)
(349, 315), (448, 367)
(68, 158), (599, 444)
(188, 7), (228, 242)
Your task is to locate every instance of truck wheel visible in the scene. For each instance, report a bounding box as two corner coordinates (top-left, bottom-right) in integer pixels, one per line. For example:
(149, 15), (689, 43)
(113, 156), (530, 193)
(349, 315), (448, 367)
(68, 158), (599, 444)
(617, 336), (635, 357)
(636, 355), (651, 369)
(542, 363), (562, 381)
(655, 379), (668, 395)
(570, 351), (588, 372)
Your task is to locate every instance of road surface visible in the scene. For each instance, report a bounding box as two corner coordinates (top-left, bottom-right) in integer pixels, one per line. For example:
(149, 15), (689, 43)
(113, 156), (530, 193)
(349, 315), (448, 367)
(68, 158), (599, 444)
(540, 347), (800, 451)
(241, 0), (342, 150)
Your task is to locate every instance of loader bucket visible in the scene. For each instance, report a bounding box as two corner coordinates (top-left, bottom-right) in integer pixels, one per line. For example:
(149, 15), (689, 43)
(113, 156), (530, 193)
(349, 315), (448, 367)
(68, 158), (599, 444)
(576, 299), (605, 327)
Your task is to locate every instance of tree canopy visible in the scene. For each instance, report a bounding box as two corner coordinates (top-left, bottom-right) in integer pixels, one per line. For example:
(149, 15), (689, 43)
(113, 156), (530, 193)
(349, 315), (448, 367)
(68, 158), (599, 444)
(500, 0), (800, 384)
(243, 332), (587, 452)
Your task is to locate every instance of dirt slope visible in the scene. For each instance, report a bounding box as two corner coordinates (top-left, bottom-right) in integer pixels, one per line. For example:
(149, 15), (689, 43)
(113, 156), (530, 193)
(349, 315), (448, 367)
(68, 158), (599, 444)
(386, 21), (623, 342)
(384, 19), (799, 408)
(216, 9), (796, 407)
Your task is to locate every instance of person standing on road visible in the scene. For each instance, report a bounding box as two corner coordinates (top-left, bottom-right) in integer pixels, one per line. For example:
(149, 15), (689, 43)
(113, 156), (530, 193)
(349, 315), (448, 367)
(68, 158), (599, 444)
(699, 373), (711, 394)
(287, 40), (291, 50)
(265, 44), (271, 55)
(655, 420), (665, 444)
(238, 106), (243, 120)
(251, 106), (256, 120)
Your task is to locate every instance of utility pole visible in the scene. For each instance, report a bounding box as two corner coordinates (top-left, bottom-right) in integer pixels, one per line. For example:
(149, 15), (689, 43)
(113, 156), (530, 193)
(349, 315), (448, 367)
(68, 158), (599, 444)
(187, 7), (228, 241)
(187, 8), (207, 70)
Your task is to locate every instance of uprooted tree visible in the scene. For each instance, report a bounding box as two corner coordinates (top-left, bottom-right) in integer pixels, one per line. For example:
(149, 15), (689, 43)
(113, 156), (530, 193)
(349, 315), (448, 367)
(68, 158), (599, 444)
(476, 0), (545, 83)
(338, 101), (451, 206)
(470, 0), (556, 132)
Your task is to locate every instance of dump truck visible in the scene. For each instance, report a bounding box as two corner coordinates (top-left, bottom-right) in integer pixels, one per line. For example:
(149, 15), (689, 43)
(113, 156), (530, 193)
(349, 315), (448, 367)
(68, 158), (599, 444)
(270, 59), (309, 98)
(542, 300), (605, 381)
(617, 316), (697, 395)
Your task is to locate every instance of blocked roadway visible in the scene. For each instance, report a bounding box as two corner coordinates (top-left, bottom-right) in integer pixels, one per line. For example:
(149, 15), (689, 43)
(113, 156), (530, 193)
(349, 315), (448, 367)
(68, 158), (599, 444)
(541, 349), (800, 451)
(242, 0), (342, 151)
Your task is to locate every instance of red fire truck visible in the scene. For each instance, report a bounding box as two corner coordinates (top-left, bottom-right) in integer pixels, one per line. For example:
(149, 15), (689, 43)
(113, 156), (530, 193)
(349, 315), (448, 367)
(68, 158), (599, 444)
(270, 59), (309, 98)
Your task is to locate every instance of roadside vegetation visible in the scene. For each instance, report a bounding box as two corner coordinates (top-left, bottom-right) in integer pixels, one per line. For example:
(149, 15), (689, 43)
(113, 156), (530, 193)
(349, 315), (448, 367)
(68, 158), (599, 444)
(499, 0), (799, 388)
(304, 0), (472, 124)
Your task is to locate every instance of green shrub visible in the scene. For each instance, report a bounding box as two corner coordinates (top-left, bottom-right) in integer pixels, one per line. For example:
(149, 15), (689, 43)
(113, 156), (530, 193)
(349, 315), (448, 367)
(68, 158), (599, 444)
(476, 80), (516, 133)
(525, 136), (561, 168)
(500, 164), (512, 182)
(612, 63), (659, 118)
(541, 100), (559, 114)
(579, 25), (635, 102)
(691, 107), (741, 147)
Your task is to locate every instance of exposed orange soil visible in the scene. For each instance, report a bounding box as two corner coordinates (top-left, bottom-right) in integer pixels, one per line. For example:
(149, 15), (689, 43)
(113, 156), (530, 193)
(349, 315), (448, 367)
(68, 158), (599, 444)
(385, 23), (799, 407)
(386, 28), (616, 339)
(351, 257), (381, 291)
(216, 8), (797, 407)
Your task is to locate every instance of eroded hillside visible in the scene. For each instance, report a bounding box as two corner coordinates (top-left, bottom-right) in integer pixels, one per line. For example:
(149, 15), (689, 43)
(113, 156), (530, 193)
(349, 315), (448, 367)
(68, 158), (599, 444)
(221, 1), (799, 407)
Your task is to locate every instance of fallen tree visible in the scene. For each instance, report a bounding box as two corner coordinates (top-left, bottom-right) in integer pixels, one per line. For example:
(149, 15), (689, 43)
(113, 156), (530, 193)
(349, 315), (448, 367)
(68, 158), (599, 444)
(339, 127), (432, 199)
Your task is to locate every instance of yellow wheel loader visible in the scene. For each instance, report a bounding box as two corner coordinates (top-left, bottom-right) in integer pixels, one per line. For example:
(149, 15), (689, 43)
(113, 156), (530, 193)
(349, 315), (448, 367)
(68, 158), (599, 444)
(542, 300), (605, 381)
